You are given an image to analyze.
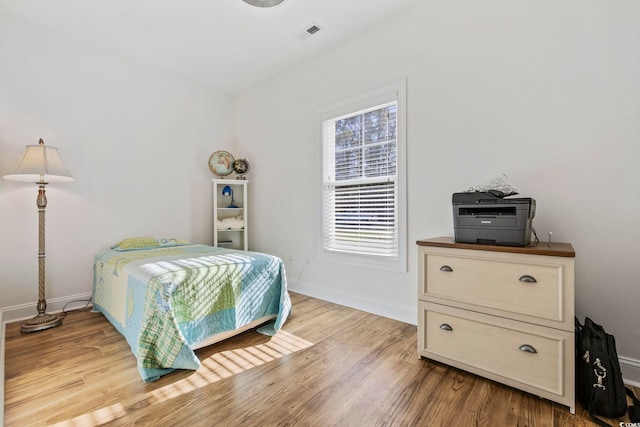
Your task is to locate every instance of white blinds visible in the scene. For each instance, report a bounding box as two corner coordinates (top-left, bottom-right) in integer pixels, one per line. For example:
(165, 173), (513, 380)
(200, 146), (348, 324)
(323, 101), (398, 258)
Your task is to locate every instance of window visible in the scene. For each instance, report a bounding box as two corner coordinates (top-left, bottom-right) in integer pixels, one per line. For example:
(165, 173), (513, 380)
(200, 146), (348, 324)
(322, 81), (406, 271)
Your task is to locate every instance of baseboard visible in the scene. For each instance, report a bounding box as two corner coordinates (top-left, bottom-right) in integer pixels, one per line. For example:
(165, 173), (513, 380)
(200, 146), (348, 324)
(621, 356), (640, 387)
(1, 292), (93, 324)
(288, 279), (417, 326)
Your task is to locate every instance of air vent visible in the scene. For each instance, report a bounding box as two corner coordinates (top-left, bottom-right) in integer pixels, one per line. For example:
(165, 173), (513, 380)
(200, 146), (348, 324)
(295, 22), (322, 40)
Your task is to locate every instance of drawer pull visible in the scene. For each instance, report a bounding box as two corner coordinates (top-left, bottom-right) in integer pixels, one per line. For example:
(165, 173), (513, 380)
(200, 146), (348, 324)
(519, 344), (538, 354)
(518, 275), (537, 283)
(440, 265), (453, 272)
(439, 323), (453, 331)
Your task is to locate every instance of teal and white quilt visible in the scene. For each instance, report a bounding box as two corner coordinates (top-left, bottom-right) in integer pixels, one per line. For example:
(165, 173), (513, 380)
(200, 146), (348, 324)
(92, 244), (291, 382)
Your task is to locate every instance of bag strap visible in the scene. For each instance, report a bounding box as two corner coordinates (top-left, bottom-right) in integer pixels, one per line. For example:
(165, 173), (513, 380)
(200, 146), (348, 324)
(628, 387), (640, 423)
(587, 404), (614, 427)
(584, 387), (639, 426)
(595, 387), (640, 425)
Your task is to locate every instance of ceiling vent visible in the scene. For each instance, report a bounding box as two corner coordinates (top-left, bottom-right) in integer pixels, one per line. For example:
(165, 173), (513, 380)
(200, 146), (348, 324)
(296, 22), (321, 40)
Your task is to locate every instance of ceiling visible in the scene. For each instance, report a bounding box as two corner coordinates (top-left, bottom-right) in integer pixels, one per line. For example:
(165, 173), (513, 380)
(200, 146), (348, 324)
(1, 0), (423, 95)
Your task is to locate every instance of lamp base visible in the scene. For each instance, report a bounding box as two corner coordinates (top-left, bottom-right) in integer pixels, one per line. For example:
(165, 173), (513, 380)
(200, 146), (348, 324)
(20, 312), (64, 333)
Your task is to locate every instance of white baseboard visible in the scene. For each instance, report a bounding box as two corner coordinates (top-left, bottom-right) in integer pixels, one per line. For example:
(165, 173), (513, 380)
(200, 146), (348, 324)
(621, 356), (640, 387)
(288, 279), (417, 326)
(1, 292), (92, 426)
(1, 292), (93, 324)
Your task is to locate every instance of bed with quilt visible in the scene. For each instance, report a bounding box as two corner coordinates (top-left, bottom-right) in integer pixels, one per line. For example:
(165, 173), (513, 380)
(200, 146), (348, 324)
(92, 237), (291, 382)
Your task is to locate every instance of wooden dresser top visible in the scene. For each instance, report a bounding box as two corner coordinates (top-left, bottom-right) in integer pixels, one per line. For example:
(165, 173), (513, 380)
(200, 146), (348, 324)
(416, 236), (575, 258)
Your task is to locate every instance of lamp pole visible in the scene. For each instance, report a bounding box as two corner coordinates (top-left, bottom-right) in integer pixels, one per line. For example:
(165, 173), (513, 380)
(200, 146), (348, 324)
(20, 179), (64, 332)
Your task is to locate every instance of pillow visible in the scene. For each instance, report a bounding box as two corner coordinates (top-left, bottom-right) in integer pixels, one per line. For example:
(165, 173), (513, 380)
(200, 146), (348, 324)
(111, 236), (190, 251)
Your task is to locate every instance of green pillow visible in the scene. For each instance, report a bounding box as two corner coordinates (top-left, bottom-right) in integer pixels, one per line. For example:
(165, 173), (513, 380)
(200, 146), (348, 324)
(111, 237), (189, 251)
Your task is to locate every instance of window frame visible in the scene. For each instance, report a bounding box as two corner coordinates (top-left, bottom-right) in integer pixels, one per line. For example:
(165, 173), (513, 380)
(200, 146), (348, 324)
(320, 80), (407, 272)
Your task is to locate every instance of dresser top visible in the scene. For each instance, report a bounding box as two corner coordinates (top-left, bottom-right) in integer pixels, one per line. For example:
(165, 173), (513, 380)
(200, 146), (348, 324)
(416, 236), (575, 257)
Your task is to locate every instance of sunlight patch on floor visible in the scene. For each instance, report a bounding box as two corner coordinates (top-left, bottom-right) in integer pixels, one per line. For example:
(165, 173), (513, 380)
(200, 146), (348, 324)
(151, 330), (313, 401)
(50, 330), (313, 426)
(51, 403), (126, 427)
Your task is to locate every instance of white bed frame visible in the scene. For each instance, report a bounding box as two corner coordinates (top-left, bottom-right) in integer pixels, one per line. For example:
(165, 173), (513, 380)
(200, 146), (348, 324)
(191, 314), (277, 350)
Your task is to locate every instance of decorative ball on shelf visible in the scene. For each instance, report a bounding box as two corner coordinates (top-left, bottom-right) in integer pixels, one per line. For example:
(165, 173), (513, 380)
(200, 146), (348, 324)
(233, 158), (250, 179)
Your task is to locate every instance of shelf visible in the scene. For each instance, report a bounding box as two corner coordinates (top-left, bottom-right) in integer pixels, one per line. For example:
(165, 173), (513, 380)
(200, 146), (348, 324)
(213, 179), (248, 251)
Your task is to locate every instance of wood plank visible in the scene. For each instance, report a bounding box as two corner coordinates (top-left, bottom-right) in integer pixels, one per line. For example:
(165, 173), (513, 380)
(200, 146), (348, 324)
(3, 292), (638, 426)
(417, 236), (575, 257)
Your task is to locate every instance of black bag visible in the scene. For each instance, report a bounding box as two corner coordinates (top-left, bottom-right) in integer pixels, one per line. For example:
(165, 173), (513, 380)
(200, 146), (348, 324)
(575, 317), (638, 426)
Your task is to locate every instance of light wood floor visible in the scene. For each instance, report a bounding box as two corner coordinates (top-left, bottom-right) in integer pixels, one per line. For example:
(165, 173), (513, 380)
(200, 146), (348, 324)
(4, 292), (639, 426)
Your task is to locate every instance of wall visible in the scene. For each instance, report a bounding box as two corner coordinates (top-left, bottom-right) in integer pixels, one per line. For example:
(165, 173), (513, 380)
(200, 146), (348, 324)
(0, 12), (234, 313)
(0, 11), (235, 423)
(235, 0), (640, 383)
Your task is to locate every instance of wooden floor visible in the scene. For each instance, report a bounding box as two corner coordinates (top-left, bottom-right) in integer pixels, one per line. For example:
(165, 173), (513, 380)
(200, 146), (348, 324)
(4, 292), (639, 426)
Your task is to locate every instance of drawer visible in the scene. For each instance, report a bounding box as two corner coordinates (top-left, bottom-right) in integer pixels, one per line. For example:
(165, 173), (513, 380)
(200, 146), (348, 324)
(419, 247), (574, 329)
(418, 301), (573, 397)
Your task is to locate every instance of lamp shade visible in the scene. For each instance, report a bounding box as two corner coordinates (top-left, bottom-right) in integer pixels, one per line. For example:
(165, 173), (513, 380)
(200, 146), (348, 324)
(4, 139), (74, 183)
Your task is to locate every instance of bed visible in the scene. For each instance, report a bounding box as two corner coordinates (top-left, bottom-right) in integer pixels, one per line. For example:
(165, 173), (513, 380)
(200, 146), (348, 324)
(91, 237), (291, 382)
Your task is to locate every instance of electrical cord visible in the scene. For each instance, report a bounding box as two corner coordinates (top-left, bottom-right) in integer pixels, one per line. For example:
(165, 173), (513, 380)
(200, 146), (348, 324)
(531, 226), (540, 245)
(61, 298), (93, 316)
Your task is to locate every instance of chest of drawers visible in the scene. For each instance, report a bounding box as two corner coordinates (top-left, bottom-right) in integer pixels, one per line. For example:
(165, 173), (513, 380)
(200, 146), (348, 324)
(417, 237), (575, 413)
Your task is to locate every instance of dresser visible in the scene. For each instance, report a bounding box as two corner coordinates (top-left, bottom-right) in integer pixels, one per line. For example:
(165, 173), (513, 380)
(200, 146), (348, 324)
(417, 237), (575, 413)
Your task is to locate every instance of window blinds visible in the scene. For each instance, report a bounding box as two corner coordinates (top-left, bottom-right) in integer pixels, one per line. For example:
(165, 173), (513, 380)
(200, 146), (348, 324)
(323, 102), (398, 258)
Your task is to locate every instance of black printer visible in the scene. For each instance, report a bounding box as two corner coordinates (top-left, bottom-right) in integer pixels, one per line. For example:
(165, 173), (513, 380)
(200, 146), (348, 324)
(452, 190), (536, 246)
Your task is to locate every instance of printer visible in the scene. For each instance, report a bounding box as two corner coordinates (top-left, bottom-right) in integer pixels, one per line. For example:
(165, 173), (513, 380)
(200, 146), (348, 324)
(452, 190), (536, 246)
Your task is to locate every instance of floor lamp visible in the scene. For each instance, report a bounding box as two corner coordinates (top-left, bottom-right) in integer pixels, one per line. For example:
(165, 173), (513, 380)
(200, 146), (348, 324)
(3, 138), (75, 333)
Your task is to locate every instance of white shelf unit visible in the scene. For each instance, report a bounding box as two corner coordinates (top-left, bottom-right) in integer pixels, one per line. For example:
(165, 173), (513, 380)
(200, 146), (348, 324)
(213, 179), (248, 250)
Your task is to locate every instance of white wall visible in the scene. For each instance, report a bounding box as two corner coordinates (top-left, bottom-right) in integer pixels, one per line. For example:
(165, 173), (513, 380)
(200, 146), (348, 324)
(236, 0), (640, 382)
(0, 12), (234, 312)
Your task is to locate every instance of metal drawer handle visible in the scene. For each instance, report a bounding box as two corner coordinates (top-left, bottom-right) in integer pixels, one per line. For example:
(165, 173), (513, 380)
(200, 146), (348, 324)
(440, 265), (453, 272)
(519, 275), (537, 283)
(439, 323), (453, 331)
(519, 344), (537, 354)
